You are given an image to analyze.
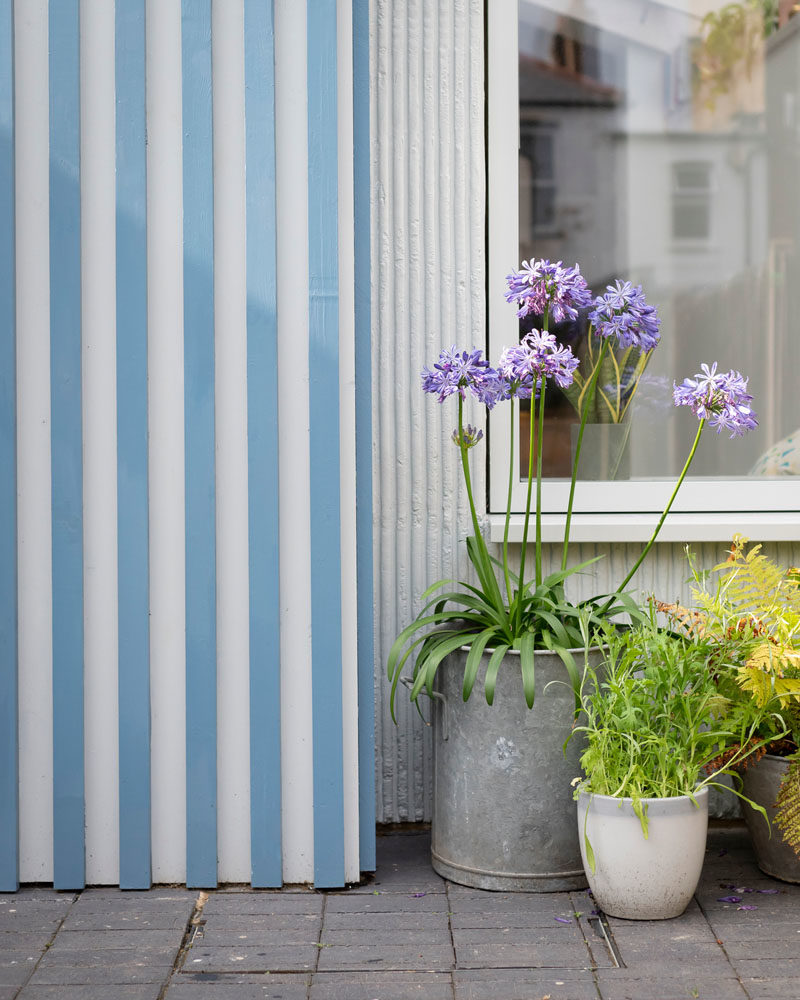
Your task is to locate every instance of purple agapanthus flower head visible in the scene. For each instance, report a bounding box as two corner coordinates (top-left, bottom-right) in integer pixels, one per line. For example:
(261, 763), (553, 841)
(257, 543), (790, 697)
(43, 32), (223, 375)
(421, 346), (500, 409)
(504, 259), (592, 324)
(672, 363), (758, 437)
(496, 329), (579, 397)
(451, 424), (484, 449)
(589, 280), (661, 352)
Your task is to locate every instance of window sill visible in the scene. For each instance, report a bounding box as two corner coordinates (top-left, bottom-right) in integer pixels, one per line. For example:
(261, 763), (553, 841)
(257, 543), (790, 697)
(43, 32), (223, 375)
(488, 511), (800, 544)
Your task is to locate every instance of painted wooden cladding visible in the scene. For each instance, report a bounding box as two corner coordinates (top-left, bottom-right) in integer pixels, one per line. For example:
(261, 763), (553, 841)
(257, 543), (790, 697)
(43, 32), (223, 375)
(4, 0), (373, 889)
(0, 0), (17, 893)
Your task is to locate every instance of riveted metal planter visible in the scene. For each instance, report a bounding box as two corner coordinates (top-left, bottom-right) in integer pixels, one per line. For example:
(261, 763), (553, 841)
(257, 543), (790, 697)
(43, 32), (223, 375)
(742, 753), (800, 884)
(430, 644), (605, 892)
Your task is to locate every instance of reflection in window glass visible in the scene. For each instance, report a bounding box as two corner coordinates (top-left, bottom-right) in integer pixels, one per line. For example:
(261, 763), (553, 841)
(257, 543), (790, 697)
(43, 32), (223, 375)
(518, 0), (800, 483)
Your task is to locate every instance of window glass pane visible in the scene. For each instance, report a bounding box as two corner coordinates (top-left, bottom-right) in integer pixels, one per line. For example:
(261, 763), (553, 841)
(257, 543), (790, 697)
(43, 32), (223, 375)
(517, 1), (800, 483)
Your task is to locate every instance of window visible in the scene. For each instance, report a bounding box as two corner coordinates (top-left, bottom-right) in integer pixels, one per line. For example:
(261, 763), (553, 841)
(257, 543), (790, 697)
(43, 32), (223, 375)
(672, 161), (712, 241)
(487, 0), (800, 536)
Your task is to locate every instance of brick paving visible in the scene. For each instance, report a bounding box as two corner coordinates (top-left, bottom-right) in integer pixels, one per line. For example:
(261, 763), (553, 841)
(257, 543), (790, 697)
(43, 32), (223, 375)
(1, 824), (799, 999)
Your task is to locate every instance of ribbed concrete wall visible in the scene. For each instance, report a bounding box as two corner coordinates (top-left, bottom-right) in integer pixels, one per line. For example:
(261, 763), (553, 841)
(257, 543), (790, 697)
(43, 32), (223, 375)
(371, 0), (800, 824)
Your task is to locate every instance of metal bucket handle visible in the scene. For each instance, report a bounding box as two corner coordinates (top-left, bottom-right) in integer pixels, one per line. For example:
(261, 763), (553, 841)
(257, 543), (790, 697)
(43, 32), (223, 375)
(399, 677), (448, 740)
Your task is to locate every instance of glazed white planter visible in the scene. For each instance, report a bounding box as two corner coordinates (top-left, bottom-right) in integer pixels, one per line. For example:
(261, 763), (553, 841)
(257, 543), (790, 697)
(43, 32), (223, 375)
(577, 787), (709, 920)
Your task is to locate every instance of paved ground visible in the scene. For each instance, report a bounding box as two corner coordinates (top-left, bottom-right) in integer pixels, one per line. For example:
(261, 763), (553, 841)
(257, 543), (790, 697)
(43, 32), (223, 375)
(1, 824), (799, 1000)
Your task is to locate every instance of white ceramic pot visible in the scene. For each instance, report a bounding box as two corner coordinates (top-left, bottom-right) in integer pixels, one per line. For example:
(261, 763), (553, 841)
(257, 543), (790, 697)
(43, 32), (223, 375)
(577, 787), (709, 920)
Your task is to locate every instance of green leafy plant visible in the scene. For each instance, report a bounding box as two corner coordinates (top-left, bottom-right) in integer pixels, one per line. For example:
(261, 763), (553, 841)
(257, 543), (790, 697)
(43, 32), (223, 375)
(659, 537), (800, 855)
(571, 618), (777, 855)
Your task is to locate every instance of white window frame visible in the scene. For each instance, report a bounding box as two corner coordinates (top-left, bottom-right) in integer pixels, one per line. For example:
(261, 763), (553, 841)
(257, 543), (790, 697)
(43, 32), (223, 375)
(486, 0), (800, 542)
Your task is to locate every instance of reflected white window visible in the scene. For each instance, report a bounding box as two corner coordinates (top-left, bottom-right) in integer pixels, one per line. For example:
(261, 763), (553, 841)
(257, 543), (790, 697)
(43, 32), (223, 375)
(672, 161), (712, 241)
(487, 0), (800, 518)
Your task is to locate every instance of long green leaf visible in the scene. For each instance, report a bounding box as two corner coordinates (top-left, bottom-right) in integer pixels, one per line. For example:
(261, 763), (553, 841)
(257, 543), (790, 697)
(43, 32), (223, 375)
(462, 629), (498, 701)
(519, 632), (536, 709)
(410, 632), (472, 702)
(484, 644), (510, 705)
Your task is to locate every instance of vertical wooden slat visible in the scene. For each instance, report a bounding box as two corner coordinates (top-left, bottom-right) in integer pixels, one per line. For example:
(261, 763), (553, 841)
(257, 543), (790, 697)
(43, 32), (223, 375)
(353, 0), (375, 874)
(182, 0), (217, 889)
(0, 0), (17, 893)
(116, 0), (151, 889)
(49, 0), (85, 890)
(244, 0), (281, 888)
(308, 0), (344, 888)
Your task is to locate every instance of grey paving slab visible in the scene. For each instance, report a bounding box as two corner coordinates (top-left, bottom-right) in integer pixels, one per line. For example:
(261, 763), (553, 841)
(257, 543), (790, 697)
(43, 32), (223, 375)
(595, 974), (748, 1000)
(0, 951), (39, 987)
(728, 957), (800, 977)
(52, 927), (183, 950)
(324, 893), (448, 913)
(166, 976), (310, 1000)
(323, 910), (447, 930)
(0, 989), (20, 1000)
(200, 913), (322, 932)
(203, 894), (322, 916)
(310, 970), (453, 999)
(603, 943), (734, 977)
(63, 909), (191, 931)
(315, 942), (454, 972)
(182, 944), (318, 973)
(453, 967), (600, 1000)
(198, 926), (321, 947)
(321, 927), (451, 946)
(18, 986), (161, 1000)
(741, 977), (800, 999)
(28, 961), (174, 987)
(0, 932), (54, 951)
(347, 868), (446, 894)
(454, 940), (595, 971)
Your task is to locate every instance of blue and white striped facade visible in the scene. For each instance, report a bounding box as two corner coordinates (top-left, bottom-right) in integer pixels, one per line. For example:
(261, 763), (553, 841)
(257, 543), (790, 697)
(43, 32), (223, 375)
(2, 0), (374, 889)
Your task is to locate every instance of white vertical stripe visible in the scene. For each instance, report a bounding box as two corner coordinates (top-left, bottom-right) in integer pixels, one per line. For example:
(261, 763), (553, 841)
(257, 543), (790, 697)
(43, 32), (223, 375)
(15, 0), (53, 883)
(213, 0), (251, 884)
(275, 0), (314, 884)
(147, 0), (186, 884)
(81, 0), (119, 886)
(337, 0), (359, 884)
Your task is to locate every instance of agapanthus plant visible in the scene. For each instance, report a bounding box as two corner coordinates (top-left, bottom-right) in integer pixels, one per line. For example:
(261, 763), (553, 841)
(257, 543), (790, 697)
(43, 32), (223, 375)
(388, 259), (758, 718)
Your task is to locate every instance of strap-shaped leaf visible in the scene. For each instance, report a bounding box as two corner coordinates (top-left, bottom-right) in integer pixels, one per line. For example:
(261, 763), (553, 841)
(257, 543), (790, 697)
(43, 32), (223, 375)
(519, 631), (536, 709)
(484, 644), (510, 705)
(463, 629), (498, 702)
(410, 632), (470, 702)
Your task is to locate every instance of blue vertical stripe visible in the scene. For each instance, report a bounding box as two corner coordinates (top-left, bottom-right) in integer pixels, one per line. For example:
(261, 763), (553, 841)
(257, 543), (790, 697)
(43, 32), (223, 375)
(308, 0), (344, 889)
(352, 0), (375, 875)
(116, 0), (151, 890)
(49, 0), (84, 891)
(244, 0), (281, 888)
(182, 0), (217, 889)
(0, 0), (17, 893)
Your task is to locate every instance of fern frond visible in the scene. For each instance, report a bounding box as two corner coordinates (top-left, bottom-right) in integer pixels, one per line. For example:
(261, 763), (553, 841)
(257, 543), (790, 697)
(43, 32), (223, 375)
(656, 601), (709, 639)
(774, 755), (800, 860)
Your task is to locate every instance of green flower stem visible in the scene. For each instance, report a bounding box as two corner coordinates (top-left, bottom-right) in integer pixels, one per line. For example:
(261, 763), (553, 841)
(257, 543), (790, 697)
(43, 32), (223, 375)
(458, 394), (503, 614)
(561, 335), (609, 572)
(534, 378), (547, 587)
(458, 394), (483, 545)
(515, 382), (539, 627)
(502, 398), (515, 607)
(608, 419), (632, 481)
(605, 417), (706, 611)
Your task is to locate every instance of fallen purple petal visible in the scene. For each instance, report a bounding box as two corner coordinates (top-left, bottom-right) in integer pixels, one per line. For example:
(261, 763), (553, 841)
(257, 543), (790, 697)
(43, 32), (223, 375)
(734, 887), (755, 893)
(555, 917), (572, 924)
(718, 848), (728, 857)
(757, 889), (779, 894)
(737, 905), (758, 911)
(411, 893), (426, 898)
(717, 896), (742, 903)
(590, 909), (599, 916)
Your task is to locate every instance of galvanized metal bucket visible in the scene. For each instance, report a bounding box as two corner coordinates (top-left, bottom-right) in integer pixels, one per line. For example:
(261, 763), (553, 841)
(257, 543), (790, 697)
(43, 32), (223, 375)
(429, 644), (606, 892)
(742, 753), (800, 884)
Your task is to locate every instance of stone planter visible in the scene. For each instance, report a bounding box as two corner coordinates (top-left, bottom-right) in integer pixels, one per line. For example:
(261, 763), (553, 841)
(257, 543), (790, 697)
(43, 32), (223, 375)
(577, 787), (709, 920)
(742, 753), (800, 884)
(430, 644), (606, 892)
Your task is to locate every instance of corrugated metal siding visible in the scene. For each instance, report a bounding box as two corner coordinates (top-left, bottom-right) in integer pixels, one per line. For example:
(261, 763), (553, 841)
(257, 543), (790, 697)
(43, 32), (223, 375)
(371, 0), (800, 824)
